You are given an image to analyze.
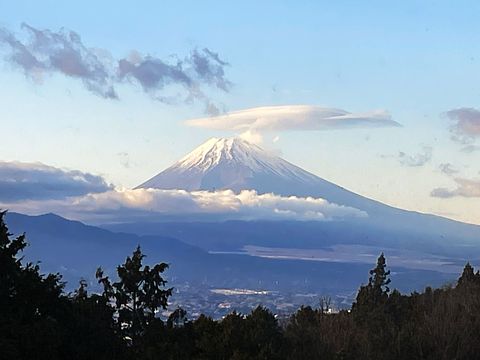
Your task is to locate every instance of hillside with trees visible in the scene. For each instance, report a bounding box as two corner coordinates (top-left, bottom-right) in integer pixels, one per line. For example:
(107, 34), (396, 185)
(1, 211), (480, 360)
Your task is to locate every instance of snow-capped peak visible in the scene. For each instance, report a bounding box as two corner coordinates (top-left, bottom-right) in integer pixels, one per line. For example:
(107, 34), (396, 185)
(134, 136), (385, 214)
(135, 137), (319, 191)
(175, 137), (282, 173)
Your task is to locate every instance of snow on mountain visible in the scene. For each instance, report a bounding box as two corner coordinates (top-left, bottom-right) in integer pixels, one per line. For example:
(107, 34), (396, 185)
(133, 137), (480, 241)
(177, 137), (316, 180)
(136, 137), (320, 191)
(136, 137), (388, 215)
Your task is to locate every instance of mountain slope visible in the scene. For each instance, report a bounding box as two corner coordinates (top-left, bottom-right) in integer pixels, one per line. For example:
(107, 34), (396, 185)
(136, 137), (389, 214)
(4, 212), (454, 316)
(135, 137), (474, 222)
(137, 137), (318, 191)
(133, 137), (480, 253)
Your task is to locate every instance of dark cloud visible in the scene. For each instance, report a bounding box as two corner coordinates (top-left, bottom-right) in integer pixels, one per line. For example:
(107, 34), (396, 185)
(398, 146), (432, 167)
(445, 108), (480, 143)
(0, 23), (116, 98)
(117, 48), (230, 106)
(118, 53), (191, 92)
(431, 178), (480, 198)
(0, 24), (230, 110)
(0, 161), (112, 202)
(430, 188), (453, 199)
(191, 48), (231, 91)
(0, 26), (45, 77)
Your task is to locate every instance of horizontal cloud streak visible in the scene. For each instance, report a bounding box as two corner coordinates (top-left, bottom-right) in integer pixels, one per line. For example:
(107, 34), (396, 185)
(431, 178), (480, 198)
(186, 105), (399, 135)
(2, 188), (367, 223)
(0, 24), (229, 110)
(0, 161), (112, 202)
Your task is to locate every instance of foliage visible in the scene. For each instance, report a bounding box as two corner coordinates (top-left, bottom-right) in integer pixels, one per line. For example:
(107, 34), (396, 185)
(96, 246), (173, 349)
(3, 212), (480, 359)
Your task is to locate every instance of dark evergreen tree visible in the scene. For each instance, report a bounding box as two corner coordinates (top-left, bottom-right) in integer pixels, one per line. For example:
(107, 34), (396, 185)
(5, 210), (480, 360)
(193, 315), (223, 359)
(458, 262), (478, 286)
(353, 253), (391, 313)
(167, 306), (188, 328)
(244, 306), (283, 359)
(66, 281), (127, 360)
(0, 211), (67, 360)
(369, 252), (391, 295)
(96, 246), (173, 349)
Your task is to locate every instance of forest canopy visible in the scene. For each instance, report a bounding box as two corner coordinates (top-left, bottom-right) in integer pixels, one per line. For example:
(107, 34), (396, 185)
(1, 211), (480, 360)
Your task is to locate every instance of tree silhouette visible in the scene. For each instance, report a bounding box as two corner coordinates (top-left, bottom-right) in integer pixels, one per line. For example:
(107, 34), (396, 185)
(458, 262), (479, 286)
(0, 211), (68, 359)
(5, 210), (480, 360)
(354, 253), (391, 312)
(96, 246), (173, 348)
(168, 306), (188, 328)
(369, 252), (391, 295)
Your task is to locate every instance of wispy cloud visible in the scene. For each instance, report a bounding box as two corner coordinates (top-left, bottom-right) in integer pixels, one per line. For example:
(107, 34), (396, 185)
(397, 146), (432, 167)
(461, 145), (480, 153)
(0, 23), (230, 111)
(186, 105), (399, 141)
(0, 161), (112, 202)
(0, 23), (117, 98)
(438, 163), (459, 176)
(116, 152), (132, 169)
(117, 48), (231, 110)
(431, 178), (480, 198)
(445, 108), (480, 144)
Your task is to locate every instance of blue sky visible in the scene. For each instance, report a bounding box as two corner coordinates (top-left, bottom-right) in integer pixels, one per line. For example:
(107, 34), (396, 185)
(0, 1), (480, 224)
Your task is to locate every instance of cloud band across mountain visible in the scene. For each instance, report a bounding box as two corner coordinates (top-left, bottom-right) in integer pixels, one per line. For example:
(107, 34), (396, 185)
(186, 105), (400, 134)
(2, 188), (368, 223)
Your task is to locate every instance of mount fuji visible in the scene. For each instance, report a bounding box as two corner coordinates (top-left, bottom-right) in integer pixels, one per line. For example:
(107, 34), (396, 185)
(136, 137), (384, 214)
(7, 137), (480, 309)
(136, 137), (320, 192)
(130, 137), (480, 258)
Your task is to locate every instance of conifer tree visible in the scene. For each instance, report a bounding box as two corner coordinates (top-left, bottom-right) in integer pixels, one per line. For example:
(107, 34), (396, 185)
(369, 252), (391, 297)
(458, 262), (478, 286)
(353, 253), (391, 314)
(96, 246), (173, 348)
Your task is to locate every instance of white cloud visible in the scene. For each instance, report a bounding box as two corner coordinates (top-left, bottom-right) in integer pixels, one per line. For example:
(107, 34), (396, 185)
(2, 188), (367, 223)
(186, 105), (400, 138)
(0, 161), (367, 223)
(238, 130), (264, 144)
